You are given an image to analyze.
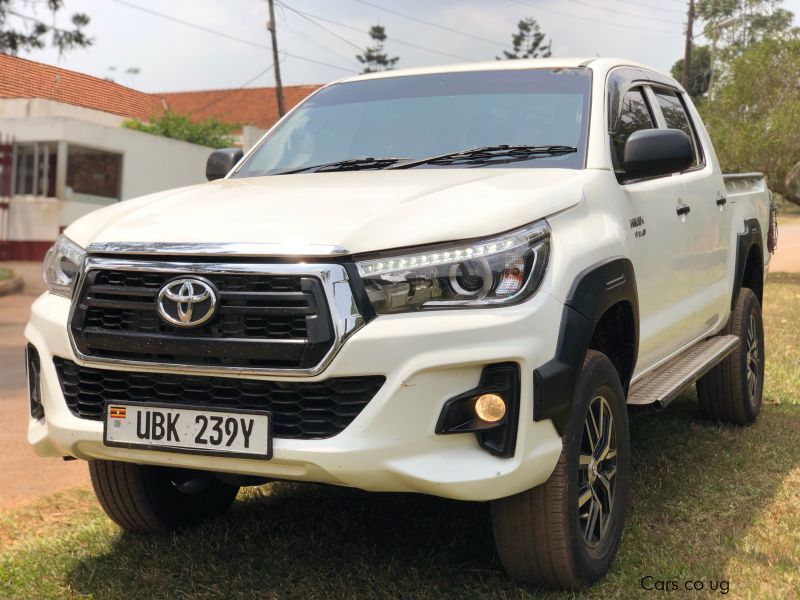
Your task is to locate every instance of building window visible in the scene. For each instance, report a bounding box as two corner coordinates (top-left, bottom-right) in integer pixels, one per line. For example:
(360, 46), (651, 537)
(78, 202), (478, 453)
(14, 143), (57, 197)
(66, 145), (122, 200)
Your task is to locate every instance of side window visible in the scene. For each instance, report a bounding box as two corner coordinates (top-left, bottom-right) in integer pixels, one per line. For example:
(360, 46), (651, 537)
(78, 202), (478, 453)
(653, 90), (701, 167)
(610, 88), (655, 171)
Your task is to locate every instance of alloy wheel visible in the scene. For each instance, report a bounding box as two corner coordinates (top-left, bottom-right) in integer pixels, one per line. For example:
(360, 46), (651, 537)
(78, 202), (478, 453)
(746, 314), (760, 404)
(578, 395), (617, 547)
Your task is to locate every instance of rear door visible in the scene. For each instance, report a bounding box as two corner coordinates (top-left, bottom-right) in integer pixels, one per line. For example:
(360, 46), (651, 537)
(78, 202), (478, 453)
(649, 88), (731, 335)
(610, 86), (697, 370)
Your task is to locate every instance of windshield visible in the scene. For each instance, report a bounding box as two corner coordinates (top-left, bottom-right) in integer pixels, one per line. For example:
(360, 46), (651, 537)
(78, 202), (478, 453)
(233, 68), (591, 178)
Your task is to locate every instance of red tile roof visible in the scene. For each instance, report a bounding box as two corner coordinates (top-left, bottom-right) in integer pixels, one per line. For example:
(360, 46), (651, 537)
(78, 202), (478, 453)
(0, 54), (322, 130)
(157, 85), (322, 129)
(0, 53), (165, 120)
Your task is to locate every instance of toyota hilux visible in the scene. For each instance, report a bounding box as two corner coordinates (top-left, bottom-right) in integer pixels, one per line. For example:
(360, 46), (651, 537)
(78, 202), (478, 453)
(26, 58), (777, 588)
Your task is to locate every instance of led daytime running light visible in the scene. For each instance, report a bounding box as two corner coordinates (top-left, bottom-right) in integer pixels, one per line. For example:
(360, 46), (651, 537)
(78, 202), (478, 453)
(357, 224), (548, 277)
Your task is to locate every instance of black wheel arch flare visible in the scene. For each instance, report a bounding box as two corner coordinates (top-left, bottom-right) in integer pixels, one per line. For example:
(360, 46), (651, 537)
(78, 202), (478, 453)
(533, 257), (639, 435)
(731, 218), (764, 311)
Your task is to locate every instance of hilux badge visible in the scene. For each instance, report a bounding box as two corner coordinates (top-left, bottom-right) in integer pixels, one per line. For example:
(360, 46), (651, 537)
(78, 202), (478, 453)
(156, 278), (218, 327)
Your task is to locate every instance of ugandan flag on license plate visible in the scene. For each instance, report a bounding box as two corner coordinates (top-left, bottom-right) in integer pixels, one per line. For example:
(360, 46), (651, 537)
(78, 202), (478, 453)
(109, 406), (127, 419)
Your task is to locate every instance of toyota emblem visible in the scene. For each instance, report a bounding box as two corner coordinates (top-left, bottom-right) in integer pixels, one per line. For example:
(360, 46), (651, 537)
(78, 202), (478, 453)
(156, 277), (218, 327)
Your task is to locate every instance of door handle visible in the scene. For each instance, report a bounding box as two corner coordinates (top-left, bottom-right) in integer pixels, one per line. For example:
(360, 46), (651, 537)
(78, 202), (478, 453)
(716, 196), (727, 206)
(676, 204), (691, 216)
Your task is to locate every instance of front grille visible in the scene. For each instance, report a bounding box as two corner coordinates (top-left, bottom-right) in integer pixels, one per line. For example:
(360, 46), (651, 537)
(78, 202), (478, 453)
(54, 358), (385, 440)
(70, 269), (335, 369)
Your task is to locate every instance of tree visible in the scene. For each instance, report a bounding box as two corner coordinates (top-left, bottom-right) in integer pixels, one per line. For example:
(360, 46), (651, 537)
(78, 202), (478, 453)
(697, 0), (796, 61)
(497, 17), (551, 60)
(670, 45), (712, 100)
(356, 25), (399, 74)
(700, 39), (800, 207)
(694, 0), (797, 97)
(123, 111), (238, 149)
(0, 0), (91, 54)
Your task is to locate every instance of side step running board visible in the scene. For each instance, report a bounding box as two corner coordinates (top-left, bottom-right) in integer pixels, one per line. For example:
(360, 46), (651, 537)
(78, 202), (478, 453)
(627, 335), (740, 409)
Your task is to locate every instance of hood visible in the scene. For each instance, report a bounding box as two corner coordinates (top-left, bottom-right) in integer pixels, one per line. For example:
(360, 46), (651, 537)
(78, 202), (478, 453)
(66, 169), (585, 255)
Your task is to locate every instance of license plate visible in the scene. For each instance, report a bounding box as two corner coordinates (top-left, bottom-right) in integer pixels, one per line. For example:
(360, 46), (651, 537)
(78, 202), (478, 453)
(104, 402), (272, 459)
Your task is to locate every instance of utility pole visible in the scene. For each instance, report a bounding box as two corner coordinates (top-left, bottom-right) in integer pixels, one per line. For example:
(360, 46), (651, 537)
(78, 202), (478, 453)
(708, 16), (719, 100)
(267, 0), (286, 118)
(682, 0), (695, 89)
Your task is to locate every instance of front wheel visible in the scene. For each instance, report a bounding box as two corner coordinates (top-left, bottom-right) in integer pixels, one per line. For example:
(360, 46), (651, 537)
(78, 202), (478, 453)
(491, 350), (630, 589)
(89, 460), (240, 533)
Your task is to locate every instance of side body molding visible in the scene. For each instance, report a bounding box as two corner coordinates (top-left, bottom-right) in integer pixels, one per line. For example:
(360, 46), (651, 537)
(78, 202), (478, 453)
(534, 258), (639, 435)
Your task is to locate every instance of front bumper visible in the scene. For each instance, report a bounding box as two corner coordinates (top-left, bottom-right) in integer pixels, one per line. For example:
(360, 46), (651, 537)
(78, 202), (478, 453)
(26, 288), (564, 502)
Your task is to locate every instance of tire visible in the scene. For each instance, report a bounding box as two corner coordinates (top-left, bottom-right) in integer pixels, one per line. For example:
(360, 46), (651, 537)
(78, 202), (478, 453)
(696, 288), (764, 425)
(491, 350), (630, 589)
(89, 460), (240, 534)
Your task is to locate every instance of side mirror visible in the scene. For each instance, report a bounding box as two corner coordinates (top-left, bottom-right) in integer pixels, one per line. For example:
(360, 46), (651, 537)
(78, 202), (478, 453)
(623, 129), (693, 180)
(206, 148), (244, 181)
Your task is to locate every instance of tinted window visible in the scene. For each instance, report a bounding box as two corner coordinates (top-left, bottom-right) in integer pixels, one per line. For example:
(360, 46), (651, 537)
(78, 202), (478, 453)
(234, 69), (591, 177)
(610, 88), (655, 170)
(654, 90), (700, 167)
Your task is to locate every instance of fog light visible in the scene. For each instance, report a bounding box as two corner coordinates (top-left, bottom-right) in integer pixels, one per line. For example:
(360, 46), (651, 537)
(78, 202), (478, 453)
(475, 393), (506, 422)
(435, 363), (520, 458)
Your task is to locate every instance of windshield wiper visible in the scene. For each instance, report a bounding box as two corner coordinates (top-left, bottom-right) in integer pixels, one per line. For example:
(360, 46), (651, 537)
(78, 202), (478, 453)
(272, 145), (576, 175)
(275, 157), (406, 175)
(390, 145), (578, 169)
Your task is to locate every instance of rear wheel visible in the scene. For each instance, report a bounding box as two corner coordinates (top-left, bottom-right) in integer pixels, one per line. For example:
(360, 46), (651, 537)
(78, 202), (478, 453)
(491, 350), (630, 589)
(697, 288), (764, 425)
(89, 460), (240, 533)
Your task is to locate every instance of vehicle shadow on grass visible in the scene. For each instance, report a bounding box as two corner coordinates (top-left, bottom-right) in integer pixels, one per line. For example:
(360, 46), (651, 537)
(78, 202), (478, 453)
(65, 394), (800, 599)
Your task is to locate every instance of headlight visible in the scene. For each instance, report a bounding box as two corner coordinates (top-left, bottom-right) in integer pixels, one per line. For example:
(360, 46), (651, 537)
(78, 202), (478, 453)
(357, 221), (550, 314)
(43, 235), (86, 299)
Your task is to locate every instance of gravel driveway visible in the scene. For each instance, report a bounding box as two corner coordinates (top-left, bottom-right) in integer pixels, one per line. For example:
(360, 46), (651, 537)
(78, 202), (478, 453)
(771, 223), (800, 273)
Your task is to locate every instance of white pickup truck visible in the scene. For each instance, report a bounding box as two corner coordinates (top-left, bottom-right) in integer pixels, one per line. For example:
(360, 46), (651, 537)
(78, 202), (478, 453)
(27, 58), (777, 588)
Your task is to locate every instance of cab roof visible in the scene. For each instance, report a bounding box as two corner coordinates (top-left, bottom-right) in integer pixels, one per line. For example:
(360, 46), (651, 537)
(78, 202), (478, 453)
(334, 58), (666, 85)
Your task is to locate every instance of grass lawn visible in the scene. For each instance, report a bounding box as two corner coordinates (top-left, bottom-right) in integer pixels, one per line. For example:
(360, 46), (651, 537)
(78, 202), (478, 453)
(0, 267), (12, 282)
(2, 275), (799, 598)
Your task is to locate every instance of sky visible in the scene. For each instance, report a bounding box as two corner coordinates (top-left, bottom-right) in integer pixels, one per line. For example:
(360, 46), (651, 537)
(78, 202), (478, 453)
(16, 0), (800, 93)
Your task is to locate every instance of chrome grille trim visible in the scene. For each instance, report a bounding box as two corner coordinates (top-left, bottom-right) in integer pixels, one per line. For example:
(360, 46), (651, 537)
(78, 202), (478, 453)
(87, 242), (350, 257)
(67, 257), (365, 378)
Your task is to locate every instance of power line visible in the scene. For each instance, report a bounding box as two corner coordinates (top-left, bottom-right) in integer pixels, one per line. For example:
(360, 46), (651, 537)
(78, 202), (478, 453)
(239, 63), (279, 88)
(507, 0), (680, 34)
(186, 61), (281, 117)
(616, 0), (685, 15)
(110, 0), (357, 73)
(563, 0), (685, 25)
(280, 5), (480, 62)
(352, 0), (507, 47)
(279, 20), (356, 66)
(374, 33), (481, 62)
(284, 51), (357, 72)
(111, 0), (268, 51)
(277, 1), (363, 52)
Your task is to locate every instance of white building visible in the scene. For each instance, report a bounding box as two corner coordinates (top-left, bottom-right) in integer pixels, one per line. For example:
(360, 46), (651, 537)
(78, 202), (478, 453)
(0, 54), (321, 260)
(0, 55), (214, 260)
